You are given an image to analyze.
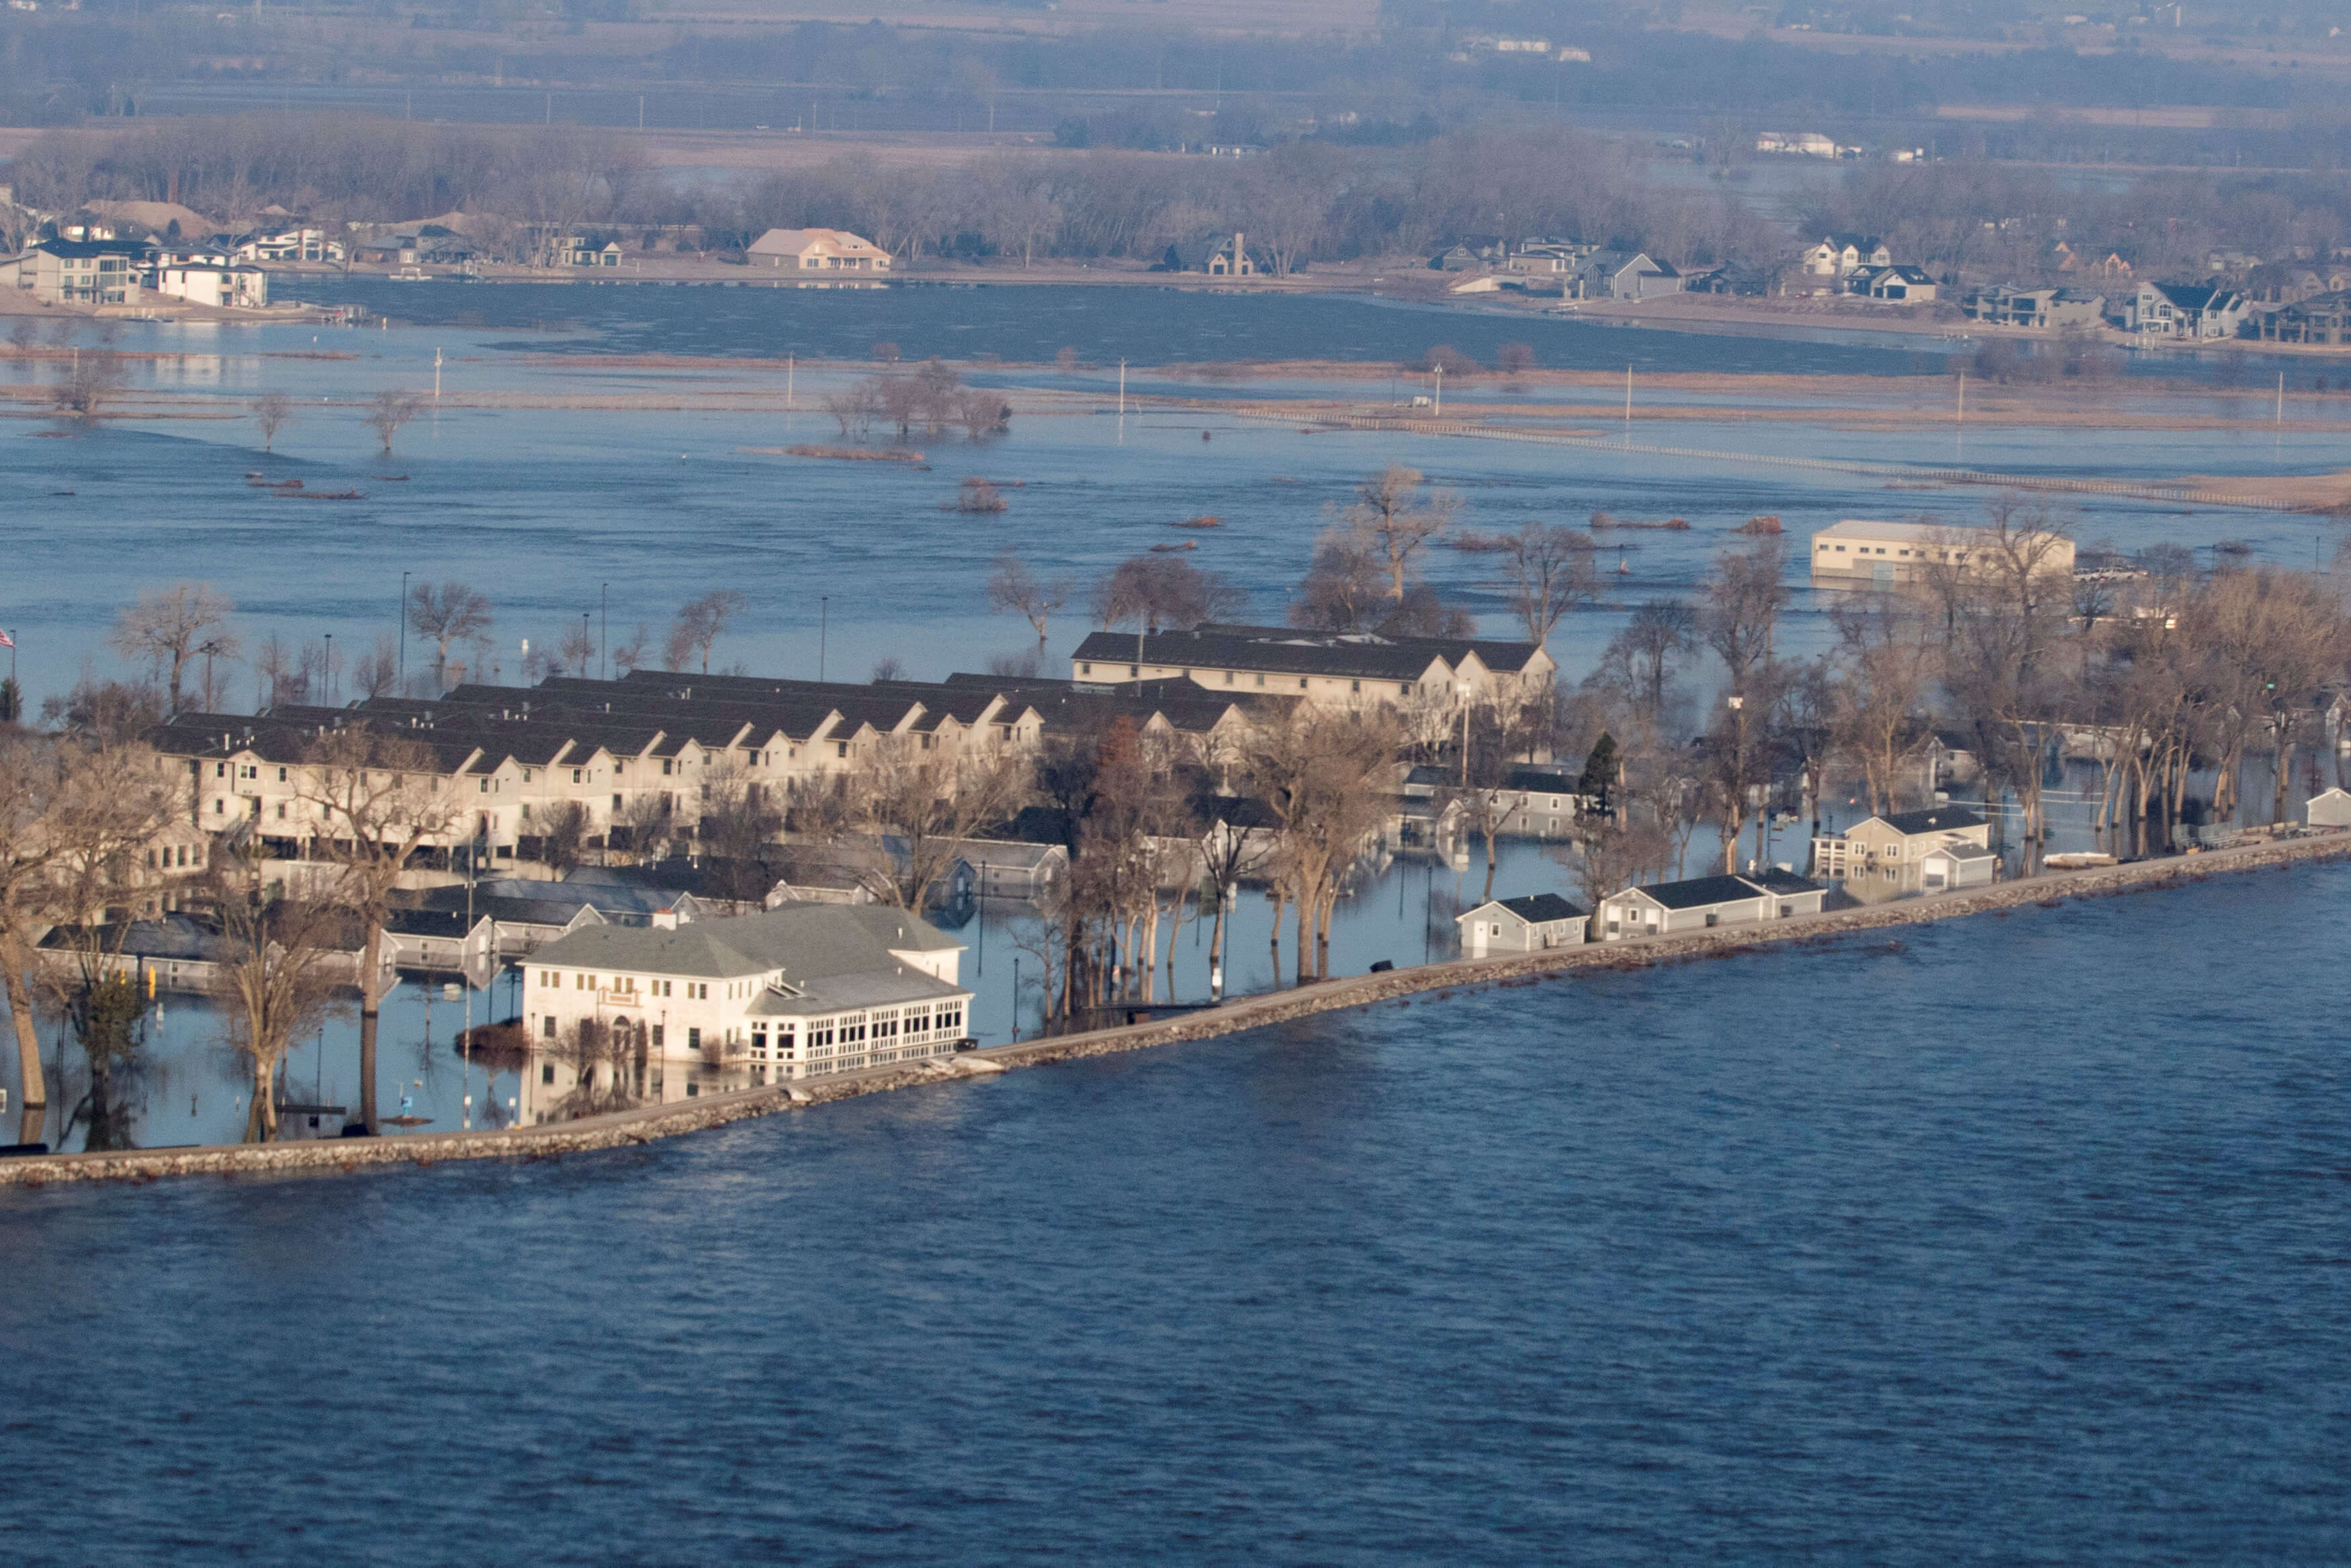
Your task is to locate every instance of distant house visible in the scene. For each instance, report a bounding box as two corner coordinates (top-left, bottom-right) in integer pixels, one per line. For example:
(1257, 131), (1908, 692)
(2257, 289), (2351, 347)
(1965, 285), (2107, 330)
(1814, 805), (1990, 884)
(154, 264), (269, 309)
(1, 238), (150, 305)
(1800, 234), (1891, 278)
(1504, 238), (1595, 275)
(2124, 281), (2248, 339)
(1759, 132), (1843, 158)
(746, 228), (891, 273)
(1457, 892), (1587, 956)
(1849, 263), (1937, 302)
(1685, 262), (1777, 296)
(1571, 250), (1683, 300)
(233, 226), (342, 263)
(553, 236), (622, 267)
(1596, 870), (1825, 941)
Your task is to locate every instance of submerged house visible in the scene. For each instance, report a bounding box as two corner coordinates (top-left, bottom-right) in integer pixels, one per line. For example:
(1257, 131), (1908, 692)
(1456, 893), (1588, 956)
(1595, 870), (1825, 941)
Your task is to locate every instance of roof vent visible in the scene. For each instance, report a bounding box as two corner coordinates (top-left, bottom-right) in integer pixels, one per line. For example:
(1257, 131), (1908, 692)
(652, 909), (679, 930)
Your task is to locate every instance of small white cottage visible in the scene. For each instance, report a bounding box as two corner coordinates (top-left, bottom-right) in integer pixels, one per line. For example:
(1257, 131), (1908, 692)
(1456, 892), (1588, 956)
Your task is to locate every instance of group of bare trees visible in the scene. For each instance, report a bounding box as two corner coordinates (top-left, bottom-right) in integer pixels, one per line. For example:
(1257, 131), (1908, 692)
(1569, 502), (2351, 892)
(823, 358), (1009, 442)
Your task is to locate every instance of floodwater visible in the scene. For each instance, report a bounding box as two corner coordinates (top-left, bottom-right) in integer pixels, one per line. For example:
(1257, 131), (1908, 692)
(5, 858), (2350, 1562)
(5, 283), (2343, 1148)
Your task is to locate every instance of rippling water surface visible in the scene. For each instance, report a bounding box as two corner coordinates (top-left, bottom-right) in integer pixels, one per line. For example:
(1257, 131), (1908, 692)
(6, 860), (2348, 1563)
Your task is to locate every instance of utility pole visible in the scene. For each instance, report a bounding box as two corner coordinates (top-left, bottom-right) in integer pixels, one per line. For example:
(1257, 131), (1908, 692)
(786, 353), (794, 411)
(1118, 357), (1126, 416)
(1433, 363), (1443, 415)
(1624, 363), (1632, 442)
(398, 570), (408, 692)
(433, 346), (442, 401)
(818, 596), (828, 682)
(1957, 365), (1966, 423)
(600, 582), (608, 680)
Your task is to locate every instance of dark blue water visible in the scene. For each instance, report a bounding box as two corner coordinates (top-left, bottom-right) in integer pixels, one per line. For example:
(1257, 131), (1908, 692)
(7, 860), (2349, 1563)
(298, 276), (1962, 375)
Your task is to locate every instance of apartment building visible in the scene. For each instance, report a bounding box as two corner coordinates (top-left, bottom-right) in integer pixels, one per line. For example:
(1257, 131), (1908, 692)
(1069, 624), (1554, 710)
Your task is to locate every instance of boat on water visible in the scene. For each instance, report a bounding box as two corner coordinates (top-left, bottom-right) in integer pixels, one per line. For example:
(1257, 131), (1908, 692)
(2043, 852), (2117, 870)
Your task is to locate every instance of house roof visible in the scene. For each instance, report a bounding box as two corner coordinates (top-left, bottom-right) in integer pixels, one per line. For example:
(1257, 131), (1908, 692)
(1814, 518), (1990, 545)
(1877, 806), (1988, 837)
(1075, 622), (1546, 682)
(1462, 892), (1586, 924)
(1624, 873), (1769, 910)
(1922, 843), (1998, 862)
(746, 227), (885, 257)
(1614, 871), (1818, 909)
(529, 902), (961, 985)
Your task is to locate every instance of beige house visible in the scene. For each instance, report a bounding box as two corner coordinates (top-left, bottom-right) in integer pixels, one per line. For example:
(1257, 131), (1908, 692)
(1071, 624), (1555, 712)
(524, 903), (969, 1082)
(1813, 806), (1991, 884)
(1597, 870), (1825, 941)
(4, 239), (148, 305)
(1810, 518), (2077, 588)
(746, 228), (891, 273)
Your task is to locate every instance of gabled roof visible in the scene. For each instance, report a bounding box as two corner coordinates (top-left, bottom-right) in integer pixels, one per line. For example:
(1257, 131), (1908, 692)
(1462, 892), (1586, 924)
(1624, 873), (1767, 910)
(1075, 622), (1546, 683)
(1877, 806), (1987, 837)
(529, 905), (963, 1007)
(1746, 868), (1824, 896)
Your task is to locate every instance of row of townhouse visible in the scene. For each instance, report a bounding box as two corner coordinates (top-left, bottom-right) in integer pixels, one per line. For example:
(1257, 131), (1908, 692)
(1069, 622), (1554, 719)
(1961, 279), (2254, 339)
(1452, 868), (1830, 956)
(150, 667), (1294, 866)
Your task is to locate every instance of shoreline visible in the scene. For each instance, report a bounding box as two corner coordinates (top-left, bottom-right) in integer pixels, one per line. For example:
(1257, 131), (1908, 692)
(5, 831), (2343, 1191)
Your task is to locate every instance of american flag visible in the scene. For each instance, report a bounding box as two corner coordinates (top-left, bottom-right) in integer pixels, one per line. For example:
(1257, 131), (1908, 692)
(0, 629), (13, 649)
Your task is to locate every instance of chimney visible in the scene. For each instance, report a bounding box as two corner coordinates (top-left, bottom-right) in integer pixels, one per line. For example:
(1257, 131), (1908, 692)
(652, 909), (678, 930)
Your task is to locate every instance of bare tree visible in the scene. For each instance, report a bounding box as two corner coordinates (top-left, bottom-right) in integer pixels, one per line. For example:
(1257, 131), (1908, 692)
(351, 633), (401, 701)
(1503, 522), (1599, 647)
(1595, 600), (1697, 723)
(987, 553), (1072, 644)
(53, 350), (127, 418)
(558, 619), (596, 678)
(407, 581), (494, 688)
(1336, 465), (1461, 604)
(0, 733), (182, 1145)
(363, 389), (425, 455)
(1092, 554), (1244, 635)
(1830, 596), (1937, 816)
(110, 582), (238, 719)
(1241, 706), (1400, 983)
(536, 800), (591, 874)
(611, 624), (650, 676)
(665, 590), (744, 675)
(295, 728), (464, 1133)
(251, 391), (294, 453)
(842, 740), (1024, 911)
(211, 847), (348, 1144)
(1290, 527), (1389, 633)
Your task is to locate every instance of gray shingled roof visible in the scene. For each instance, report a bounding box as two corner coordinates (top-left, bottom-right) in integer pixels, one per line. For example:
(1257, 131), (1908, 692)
(1878, 806), (1987, 837)
(1466, 892), (1586, 923)
(529, 903), (961, 988)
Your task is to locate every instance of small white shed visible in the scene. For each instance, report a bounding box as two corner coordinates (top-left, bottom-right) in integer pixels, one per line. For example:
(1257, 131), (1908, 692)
(1920, 843), (1999, 891)
(2307, 788), (2351, 828)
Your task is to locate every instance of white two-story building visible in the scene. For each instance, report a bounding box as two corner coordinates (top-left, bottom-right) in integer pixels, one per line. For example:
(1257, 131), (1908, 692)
(524, 903), (971, 1081)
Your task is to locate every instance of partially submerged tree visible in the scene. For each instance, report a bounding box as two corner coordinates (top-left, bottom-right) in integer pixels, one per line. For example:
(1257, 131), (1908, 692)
(987, 553), (1072, 644)
(0, 733), (181, 1146)
(664, 590), (744, 675)
(110, 583), (238, 719)
(1092, 553), (1243, 635)
(294, 727), (463, 1134)
(251, 391), (294, 453)
(363, 389), (425, 455)
(211, 847), (349, 1144)
(1503, 521), (1599, 647)
(407, 581), (494, 690)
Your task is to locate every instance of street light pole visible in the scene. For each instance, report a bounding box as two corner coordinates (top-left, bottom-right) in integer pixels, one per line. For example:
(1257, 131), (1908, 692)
(818, 596), (828, 682)
(600, 582), (608, 680)
(398, 570), (409, 694)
